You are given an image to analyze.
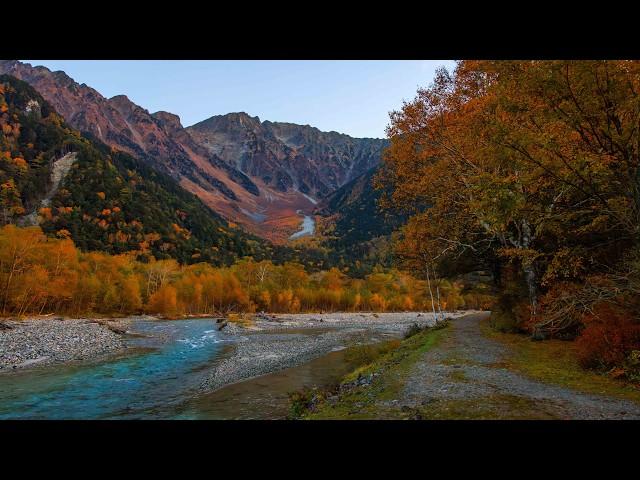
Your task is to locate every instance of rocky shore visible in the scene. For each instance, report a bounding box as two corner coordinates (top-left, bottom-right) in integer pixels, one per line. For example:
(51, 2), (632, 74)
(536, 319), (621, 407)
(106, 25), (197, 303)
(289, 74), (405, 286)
(202, 311), (471, 392)
(0, 317), (131, 371)
(0, 311), (473, 382)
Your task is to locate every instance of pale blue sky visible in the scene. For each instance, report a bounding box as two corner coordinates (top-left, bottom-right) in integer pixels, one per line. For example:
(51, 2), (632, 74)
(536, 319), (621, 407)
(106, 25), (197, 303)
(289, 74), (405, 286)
(24, 60), (456, 138)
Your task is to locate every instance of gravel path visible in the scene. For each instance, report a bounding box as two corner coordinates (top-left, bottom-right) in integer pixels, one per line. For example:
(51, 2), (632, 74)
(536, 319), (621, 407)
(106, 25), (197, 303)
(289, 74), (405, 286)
(399, 312), (640, 419)
(0, 318), (128, 371)
(201, 311), (462, 392)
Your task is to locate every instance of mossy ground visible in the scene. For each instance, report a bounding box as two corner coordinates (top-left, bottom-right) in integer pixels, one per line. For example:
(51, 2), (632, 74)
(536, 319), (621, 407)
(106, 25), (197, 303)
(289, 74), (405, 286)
(304, 325), (449, 419)
(479, 318), (640, 404)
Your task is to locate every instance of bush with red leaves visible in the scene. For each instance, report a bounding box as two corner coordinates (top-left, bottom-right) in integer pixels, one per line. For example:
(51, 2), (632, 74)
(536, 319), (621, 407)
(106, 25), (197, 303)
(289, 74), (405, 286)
(576, 303), (640, 371)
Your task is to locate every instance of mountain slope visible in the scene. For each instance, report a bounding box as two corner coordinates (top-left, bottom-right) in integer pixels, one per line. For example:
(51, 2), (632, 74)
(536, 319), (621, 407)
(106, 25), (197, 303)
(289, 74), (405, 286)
(0, 61), (389, 244)
(314, 165), (407, 275)
(0, 61), (284, 238)
(0, 74), (277, 265)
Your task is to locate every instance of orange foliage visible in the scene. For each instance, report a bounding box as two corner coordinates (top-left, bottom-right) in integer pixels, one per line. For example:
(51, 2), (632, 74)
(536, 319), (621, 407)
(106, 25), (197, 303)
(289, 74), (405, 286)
(147, 285), (178, 317)
(0, 226), (461, 318)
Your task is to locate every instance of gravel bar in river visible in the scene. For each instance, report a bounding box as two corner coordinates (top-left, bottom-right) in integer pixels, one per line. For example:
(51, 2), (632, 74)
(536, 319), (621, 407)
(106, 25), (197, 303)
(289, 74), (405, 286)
(0, 317), (132, 371)
(201, 311), (472, 392)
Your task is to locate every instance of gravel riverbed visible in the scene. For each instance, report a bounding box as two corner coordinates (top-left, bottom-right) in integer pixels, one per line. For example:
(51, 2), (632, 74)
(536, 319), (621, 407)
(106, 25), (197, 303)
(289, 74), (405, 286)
(0, 312), (471, 385)
(0, 317), (132, 371)
(201, 311), (471, 392)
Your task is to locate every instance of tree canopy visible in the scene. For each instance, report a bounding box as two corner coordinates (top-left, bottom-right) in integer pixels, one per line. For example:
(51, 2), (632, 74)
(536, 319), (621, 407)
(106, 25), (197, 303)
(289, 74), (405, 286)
(381, 60), (640, 339)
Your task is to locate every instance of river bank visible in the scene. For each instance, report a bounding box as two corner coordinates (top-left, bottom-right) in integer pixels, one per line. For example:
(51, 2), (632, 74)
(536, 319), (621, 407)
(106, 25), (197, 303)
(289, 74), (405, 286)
(202, 311), (472, 392)
(0, 316), (139, 371)
(0, 311), (470, 387)
(302, 313), (640, 420)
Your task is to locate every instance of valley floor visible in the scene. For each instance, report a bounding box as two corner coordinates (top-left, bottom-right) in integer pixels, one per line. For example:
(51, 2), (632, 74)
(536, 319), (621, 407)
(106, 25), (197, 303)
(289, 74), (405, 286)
(306, 313), (640, 419)
(0, 312), (454, 378)
(5, 311), (637, 420)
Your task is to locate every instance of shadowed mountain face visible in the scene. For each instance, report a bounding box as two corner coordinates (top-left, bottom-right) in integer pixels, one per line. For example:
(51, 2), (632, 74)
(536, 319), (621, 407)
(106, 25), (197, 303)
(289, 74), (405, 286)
(314, 165), (408, 276)
(0, 60), (388, 243)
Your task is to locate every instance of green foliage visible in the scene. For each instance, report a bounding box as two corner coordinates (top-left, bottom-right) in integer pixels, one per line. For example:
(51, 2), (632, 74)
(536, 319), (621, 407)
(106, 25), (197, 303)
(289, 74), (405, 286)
(287, 387), (320, 419)
(316, 166), (408, 276)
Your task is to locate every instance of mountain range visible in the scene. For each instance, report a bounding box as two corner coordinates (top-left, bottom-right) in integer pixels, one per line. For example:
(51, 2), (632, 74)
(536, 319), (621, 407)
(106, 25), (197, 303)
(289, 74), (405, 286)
(0, 60), (388, 244)
(0, 74), (276, 265)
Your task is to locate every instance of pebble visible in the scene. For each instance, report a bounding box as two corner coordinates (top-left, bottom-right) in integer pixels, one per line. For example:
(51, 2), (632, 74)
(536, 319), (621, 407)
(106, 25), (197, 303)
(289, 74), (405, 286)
(0, 319), (126, 371)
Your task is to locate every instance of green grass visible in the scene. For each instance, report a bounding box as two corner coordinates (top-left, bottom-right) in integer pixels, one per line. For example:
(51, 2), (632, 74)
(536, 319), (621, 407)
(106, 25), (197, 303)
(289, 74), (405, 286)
(304, 323), (449, 419)
(480, 317), (640, 404)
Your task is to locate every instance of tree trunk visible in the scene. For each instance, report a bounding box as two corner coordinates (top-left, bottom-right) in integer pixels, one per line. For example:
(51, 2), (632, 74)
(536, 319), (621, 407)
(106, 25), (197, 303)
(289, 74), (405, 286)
(523, 263), (538, 316)
(425, 265), (438, 323)
(520, 219), (538, 316)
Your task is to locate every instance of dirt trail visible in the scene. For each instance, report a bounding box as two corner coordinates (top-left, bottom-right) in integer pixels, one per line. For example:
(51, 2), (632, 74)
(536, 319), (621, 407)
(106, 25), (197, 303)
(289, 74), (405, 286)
(398, 313), (640, 419)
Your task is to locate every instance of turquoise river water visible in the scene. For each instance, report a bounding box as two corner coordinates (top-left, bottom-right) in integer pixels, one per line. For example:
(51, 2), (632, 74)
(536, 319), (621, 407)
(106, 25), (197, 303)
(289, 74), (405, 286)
(0, 318), (358, 419)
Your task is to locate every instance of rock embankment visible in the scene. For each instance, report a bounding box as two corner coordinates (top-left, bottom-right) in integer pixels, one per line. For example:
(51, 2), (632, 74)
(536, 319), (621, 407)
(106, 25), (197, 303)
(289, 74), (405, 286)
(0, 318), (127, 371)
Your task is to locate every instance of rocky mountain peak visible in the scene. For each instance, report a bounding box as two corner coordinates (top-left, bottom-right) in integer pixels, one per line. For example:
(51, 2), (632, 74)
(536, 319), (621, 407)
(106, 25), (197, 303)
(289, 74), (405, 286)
(153, 111), (183, 131)
(194, 112), (263, 135)
(186, 112), (388, 199)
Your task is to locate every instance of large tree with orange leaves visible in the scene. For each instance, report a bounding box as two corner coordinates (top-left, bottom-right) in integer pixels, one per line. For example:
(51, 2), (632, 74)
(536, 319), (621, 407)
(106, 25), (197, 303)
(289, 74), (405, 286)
(381, 61), (640, 334)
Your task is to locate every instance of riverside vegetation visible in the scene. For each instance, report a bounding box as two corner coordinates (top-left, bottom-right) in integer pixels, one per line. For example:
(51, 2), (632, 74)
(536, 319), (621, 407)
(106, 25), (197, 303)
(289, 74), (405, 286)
(377, 60), (640, 383)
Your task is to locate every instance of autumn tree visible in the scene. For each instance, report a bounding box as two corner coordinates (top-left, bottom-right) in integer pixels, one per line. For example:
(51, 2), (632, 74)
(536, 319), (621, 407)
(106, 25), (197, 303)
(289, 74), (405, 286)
(381, 60), (640, 336)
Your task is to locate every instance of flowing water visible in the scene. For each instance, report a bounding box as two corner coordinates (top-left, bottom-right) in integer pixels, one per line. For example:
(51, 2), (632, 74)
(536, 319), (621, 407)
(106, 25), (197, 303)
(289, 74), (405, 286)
(0, 319), (227, 419)
(0, 318), (371, 419)
(289, 210), (315, 239)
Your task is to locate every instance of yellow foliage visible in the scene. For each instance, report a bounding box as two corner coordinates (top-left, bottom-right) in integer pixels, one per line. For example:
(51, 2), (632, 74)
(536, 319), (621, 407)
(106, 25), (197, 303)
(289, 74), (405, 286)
(0, 227), (462, 318)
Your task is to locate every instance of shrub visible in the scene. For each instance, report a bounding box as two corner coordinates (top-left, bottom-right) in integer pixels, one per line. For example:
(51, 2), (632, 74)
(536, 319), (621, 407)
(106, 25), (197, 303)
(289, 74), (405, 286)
(575, 303), (640, 371)
(489, 293), (529, 333)
(287, 387), (317, 419)
(623, 350), (640, 383)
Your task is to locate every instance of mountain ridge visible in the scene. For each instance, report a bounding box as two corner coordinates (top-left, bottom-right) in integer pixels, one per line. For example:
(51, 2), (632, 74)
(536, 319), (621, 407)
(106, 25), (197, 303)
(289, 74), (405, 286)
(0, 73), (283, 265)
(0, 60), (389, 243)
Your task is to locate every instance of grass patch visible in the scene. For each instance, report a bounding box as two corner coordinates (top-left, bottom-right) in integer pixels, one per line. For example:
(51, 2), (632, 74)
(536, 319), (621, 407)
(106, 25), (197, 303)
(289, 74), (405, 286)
(448, 369), (467, 382)
(414, 394), (563, 420)
(343, 340), (402, 370)
(481, 317), (640, 404)
(301, 322), (450, 419)
(226, 313), (256, 328)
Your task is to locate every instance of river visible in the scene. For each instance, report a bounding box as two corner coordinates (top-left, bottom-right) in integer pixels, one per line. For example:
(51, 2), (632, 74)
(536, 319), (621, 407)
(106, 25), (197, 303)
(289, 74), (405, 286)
(0, 318), (361, 419)
(289, 210), (315, 239)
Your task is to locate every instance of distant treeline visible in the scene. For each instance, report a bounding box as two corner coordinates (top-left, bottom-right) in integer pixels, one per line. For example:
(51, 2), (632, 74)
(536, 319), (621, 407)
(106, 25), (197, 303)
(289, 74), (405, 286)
(0, 225), (493, 318)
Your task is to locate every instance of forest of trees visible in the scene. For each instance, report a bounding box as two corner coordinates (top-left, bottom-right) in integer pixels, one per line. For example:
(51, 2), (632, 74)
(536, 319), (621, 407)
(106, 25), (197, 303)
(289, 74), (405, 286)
(380, 60), (640, 374)
(0, 225), (492, 318)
